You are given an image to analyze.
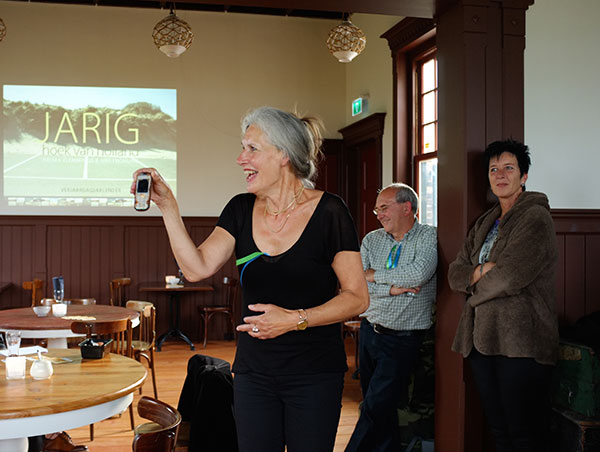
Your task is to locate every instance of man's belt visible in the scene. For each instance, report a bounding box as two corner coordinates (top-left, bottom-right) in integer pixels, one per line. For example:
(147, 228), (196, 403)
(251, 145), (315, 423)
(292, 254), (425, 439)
(369, 321), (424, 337)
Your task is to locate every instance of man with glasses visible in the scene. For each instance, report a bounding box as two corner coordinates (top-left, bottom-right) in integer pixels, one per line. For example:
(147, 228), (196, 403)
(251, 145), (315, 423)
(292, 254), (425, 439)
(346, 183), (437, 452)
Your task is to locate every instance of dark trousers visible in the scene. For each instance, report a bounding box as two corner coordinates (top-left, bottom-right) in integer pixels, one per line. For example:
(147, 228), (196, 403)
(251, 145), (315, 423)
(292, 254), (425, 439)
(345, 319), (425, 452)
(468, 348), (553, 452)
(234, 371), (344, 452)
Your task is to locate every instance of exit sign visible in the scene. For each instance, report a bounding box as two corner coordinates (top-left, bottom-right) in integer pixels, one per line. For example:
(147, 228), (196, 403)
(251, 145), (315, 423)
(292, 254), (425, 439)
(352, 97), (363, 116)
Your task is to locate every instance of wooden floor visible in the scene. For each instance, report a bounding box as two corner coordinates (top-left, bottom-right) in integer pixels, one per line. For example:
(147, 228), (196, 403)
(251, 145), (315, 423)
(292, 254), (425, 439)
(67, 337), (361, 451)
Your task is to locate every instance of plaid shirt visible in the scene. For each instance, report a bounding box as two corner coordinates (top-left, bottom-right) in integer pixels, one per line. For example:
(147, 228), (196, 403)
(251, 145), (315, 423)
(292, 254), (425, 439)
(360, 220), (437, 330)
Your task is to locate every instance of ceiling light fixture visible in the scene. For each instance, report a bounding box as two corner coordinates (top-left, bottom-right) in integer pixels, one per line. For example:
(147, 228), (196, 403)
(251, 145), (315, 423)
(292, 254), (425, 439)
(152, 3), (194, 58)
(326, 15), (366, 63)
(0, 18), (6, 43)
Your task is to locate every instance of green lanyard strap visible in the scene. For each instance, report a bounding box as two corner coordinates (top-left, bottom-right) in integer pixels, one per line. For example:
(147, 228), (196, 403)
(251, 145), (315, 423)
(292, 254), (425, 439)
(236, 251), (267, 286)
(386, 244), (402, 269)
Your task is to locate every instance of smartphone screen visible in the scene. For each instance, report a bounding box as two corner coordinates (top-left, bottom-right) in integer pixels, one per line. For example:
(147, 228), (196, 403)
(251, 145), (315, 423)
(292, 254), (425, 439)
(137, 178), (149, 193)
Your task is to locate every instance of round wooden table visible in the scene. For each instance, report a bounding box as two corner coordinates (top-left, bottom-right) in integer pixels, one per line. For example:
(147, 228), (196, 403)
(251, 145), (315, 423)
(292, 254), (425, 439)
(0, 348), (147, 451)
(0, 305), (139, 348)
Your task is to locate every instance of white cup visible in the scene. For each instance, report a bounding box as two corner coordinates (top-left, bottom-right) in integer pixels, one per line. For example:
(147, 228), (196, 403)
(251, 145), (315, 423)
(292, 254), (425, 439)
(165, 275), (180, 285)
(52, 303), (67, 317)
(5, 356), (26, 380)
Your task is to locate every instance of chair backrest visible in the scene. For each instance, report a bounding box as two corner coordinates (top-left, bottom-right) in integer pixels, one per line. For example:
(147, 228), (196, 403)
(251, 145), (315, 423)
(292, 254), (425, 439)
(223, 278), (238, 307)
(133, 396), (182, 452)
(66, 298), (97, 305)
(71, 318), (133, 357)
(23, 279), (44, 307)
(110, 277), (132, 306)
(126, 300), (156, 349)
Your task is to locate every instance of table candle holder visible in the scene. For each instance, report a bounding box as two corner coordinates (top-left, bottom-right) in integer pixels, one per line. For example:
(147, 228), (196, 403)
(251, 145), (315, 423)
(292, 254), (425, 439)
(52, 303), (67, 317)
(5, 355), (26, 379)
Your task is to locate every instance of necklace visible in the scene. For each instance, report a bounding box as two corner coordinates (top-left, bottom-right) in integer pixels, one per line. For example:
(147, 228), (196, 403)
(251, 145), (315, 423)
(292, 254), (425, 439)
(263, 185), (305, 234)
(264, 203), (297, 234)
(265, 185), (305, 216)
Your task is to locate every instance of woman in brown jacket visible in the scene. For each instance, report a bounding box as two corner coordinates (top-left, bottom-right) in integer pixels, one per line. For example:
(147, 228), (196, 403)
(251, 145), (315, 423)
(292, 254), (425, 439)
(448, 139), (558, 452)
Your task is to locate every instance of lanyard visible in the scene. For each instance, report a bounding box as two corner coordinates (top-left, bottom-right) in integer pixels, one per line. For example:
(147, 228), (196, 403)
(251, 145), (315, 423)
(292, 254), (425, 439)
(386, 243), (402, 269)
(236, 251), (267, 286)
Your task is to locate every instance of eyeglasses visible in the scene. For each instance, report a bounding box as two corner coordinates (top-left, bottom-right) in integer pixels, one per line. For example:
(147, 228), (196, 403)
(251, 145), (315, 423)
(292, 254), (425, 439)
(373, 204), (391, 216)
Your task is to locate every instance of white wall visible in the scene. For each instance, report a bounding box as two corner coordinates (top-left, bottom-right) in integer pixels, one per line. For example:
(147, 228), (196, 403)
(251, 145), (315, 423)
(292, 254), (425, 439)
(343, 14), (402, 187)
(0, 2), (349, 216)
(525, 0), (600, 208)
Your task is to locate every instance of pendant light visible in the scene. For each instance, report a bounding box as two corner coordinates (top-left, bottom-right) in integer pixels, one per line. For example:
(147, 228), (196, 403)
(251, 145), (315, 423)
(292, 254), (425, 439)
(326, 15), (366, 63)
(152, 4), (194, 58)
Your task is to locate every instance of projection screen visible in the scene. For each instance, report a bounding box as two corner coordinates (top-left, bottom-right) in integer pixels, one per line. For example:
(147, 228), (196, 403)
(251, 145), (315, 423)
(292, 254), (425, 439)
(2, 85), (177, 214)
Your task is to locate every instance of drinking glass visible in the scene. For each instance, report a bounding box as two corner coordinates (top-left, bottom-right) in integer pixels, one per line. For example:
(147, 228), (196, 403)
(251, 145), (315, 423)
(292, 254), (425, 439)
(6, 330), (21, 356)
(53, 287), (64, 303)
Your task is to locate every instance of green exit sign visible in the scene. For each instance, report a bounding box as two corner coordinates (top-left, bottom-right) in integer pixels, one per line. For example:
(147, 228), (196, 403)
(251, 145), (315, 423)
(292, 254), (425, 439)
(352, 97), (363, 116)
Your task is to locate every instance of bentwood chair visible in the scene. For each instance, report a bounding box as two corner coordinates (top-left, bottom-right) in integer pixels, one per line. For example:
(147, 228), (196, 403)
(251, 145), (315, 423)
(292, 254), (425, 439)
(65, 298), (97, 305)
(126, 300), (158, 399)
(70, 318), (134, 441)
(23, 279), (44, 307)
(342, 317), (362, 376)
(110, 277), (132, 306)
(199, 278), (238, 348)
(132, 396), (181, 452)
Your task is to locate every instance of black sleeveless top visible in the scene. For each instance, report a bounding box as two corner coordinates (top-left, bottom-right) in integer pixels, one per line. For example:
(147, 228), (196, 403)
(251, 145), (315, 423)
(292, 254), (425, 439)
(216, 192), (359, 375)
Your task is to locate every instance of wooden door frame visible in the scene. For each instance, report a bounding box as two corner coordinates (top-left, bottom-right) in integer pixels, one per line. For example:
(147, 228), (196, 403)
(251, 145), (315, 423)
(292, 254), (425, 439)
(338, 113), (386, 239)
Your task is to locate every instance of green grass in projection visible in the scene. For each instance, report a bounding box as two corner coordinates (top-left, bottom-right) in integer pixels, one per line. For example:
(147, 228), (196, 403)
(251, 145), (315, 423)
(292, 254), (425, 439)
(3, 86), (176, 207)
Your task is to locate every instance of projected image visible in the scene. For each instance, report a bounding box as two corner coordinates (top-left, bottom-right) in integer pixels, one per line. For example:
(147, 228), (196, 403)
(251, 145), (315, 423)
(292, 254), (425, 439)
(3, 85), (176, 207)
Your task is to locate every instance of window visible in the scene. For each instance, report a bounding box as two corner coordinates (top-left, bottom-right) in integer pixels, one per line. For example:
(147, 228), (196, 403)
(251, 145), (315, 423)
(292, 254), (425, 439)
(414, 52), (438, 226)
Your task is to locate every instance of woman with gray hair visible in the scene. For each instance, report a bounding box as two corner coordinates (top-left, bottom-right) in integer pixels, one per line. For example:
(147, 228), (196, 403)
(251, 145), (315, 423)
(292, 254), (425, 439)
(132, 106), (369, 452)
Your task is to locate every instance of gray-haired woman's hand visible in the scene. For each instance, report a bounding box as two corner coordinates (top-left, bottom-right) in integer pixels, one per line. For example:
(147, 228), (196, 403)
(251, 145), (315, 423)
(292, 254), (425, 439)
(131, 168), (176, 211)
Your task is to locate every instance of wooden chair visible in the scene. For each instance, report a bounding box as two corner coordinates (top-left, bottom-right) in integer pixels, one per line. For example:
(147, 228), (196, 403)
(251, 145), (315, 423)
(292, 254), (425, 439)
(65, 298), (97, 305)
(132, 396), (181, 452)
(110, 277), (132, 306)
(23, 279), (44, 307)
(126, 300), (158, 399)
(199, 278), (237, 348)
(70, 318), (134, 440)
(342, 317), (362, 374)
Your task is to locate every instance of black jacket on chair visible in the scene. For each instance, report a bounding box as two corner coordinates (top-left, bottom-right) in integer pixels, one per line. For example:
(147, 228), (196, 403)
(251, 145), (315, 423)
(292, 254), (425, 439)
(177, 354), (239, 452)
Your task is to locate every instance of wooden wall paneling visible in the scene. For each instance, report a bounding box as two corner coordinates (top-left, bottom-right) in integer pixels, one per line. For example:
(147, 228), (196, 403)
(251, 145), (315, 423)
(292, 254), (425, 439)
(126, 225), (170, 336)
(0, 225), (37, 308)
(46, 225), (113, 303)
(34, 224), (47, 284)
(585, 235), (600, 314)
(555, 235), (566, 323)
(552, 209), (600, 325)
(111, 225), (126, 279)
(564, 235), (587, 325)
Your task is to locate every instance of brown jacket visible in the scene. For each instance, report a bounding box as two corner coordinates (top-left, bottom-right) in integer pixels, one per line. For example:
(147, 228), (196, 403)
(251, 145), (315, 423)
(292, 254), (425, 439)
(449, 191), (559, 365)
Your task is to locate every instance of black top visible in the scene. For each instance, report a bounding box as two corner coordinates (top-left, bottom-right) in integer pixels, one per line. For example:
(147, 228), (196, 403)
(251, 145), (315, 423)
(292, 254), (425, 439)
(216, 191), (359, 375)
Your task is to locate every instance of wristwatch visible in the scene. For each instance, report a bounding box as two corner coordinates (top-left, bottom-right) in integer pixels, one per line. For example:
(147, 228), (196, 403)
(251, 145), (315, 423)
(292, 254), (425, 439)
(297, 309), (308, 331)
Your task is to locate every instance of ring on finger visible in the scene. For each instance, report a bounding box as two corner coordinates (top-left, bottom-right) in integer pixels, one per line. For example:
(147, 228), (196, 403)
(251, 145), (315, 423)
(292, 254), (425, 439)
(252, 326), (259, 333)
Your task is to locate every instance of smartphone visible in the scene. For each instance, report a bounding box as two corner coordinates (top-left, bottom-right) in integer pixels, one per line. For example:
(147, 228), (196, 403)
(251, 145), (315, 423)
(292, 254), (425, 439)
(134, 172), (152, 211)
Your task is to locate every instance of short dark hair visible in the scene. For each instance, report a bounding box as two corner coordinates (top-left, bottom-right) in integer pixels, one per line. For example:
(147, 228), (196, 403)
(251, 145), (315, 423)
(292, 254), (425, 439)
(484, 139), (531, 176)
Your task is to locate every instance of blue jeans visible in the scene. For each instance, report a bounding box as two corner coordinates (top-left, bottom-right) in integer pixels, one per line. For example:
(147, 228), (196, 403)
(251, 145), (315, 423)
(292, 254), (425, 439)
(234, 371), (344, 452)
(345, 319), (425, 452)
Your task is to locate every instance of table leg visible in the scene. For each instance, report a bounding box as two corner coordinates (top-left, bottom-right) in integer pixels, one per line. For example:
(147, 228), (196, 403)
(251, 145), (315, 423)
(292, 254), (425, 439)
(156, 293), (195, 351)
